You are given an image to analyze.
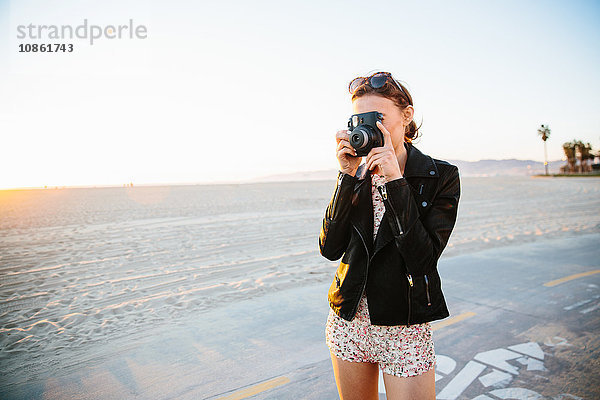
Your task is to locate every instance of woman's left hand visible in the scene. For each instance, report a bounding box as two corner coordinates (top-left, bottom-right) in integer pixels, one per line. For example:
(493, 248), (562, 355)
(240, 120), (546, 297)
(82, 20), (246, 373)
(365, 120), (404, 182)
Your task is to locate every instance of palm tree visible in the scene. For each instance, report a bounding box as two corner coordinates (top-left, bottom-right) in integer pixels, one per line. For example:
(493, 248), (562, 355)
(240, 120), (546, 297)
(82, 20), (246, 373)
(573, 140), (592, 173)
(562, 141), (576, 173)
(583, 142), (593, 172)
(537, 124), (551, 175)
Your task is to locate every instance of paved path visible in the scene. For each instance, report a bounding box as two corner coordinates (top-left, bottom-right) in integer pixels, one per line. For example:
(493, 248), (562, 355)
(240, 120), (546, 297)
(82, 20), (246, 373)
(210, 233), (600, 400)
(3, 233), (599, 400)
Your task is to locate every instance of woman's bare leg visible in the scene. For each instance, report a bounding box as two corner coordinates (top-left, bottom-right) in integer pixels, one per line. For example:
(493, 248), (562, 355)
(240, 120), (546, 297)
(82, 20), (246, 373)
(381, 367), (435, 400)
(330, 353), (380, 400)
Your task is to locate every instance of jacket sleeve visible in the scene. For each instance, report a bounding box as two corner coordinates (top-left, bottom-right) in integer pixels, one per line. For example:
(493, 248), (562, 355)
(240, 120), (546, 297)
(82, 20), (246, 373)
(318, 171), (358, 261)
(382, 165), (460, 275)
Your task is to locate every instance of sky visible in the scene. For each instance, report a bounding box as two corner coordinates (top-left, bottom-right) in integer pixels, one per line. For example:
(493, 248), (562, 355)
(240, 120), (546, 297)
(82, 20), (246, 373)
(0, 0), (599, 189)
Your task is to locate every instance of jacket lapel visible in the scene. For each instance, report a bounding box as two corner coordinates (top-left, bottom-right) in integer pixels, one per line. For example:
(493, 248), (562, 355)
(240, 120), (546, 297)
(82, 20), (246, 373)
(373, 211), (393, 255)
(352, 141), (442, 259)
(402, 141), (440, 179)
(350, 165), (374, 256)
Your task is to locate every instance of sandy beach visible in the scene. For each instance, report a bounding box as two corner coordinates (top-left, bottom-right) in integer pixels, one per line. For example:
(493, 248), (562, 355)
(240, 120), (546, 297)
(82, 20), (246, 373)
(1, 175), (599, 399)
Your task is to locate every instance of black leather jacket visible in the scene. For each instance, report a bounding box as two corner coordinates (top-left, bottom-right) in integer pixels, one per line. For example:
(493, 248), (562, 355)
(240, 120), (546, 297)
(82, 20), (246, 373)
(319, 141), (461, 326)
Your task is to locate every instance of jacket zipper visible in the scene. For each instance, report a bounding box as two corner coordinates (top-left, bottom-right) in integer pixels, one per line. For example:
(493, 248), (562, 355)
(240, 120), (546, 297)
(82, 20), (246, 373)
(352, 225), (413, 324)
(406, 273), (413, 325)
(351, 224), (370, 320)
(378, 184), (413, 325)
(330, 173), (344, 220)
(377, 185), (404, 235)
(424, 274), (431, 306)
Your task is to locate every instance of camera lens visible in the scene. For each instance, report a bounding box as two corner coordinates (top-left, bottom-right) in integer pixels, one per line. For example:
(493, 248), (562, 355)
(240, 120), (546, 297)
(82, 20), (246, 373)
(350, 127), (370, 149)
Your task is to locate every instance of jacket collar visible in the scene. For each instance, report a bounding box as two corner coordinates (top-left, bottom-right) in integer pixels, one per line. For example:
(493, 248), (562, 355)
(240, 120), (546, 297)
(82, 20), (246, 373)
(355, 141), (439, 180)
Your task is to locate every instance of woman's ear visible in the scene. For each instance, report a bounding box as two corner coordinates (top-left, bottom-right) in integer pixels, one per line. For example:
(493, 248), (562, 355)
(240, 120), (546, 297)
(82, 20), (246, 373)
(403, 105), (414, 125)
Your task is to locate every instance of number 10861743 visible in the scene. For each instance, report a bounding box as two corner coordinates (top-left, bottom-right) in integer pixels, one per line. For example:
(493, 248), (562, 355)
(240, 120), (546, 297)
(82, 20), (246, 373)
(18, 43), (73, 52)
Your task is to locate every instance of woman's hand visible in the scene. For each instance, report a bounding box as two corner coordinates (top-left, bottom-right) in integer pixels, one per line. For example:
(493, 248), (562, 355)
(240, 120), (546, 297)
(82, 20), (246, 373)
(335, 129), (361, 176)
(365, 121), (404, 182)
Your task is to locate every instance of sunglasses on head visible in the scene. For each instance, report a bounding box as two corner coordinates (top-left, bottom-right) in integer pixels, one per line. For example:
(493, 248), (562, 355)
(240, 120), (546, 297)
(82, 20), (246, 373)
(348, 71), (406, 96)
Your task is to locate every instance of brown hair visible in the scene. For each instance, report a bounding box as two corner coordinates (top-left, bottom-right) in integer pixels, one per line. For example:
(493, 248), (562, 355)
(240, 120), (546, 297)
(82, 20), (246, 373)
(351, 76), (422, 142)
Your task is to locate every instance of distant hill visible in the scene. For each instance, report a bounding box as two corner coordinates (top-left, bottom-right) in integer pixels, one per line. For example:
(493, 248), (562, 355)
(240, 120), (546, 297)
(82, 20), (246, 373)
(445, 158), (565, 177)
(247, 159), (566, 182)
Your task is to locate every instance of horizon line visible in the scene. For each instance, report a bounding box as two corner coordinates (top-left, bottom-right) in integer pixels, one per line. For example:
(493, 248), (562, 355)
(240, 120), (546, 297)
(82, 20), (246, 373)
(0, 157), (570, 191)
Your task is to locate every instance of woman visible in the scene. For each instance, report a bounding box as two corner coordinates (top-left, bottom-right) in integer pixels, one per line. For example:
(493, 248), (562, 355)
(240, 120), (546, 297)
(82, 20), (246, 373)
(319, 71), (461, 399)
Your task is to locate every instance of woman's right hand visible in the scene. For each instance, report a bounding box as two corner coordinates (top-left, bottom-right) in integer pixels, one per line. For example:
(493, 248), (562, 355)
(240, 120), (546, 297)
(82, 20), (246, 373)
(336, 129), (361, 176)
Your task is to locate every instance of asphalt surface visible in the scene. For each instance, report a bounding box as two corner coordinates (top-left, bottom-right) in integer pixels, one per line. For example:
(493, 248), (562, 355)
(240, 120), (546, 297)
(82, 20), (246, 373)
(3, 233), (598, 400)
(210, 233), (600, 400)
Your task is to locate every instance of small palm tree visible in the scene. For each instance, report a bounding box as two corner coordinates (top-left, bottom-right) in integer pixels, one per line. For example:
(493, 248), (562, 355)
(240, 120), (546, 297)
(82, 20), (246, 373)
(575, 142), (594, 173)
(537, 124), (551, 175)
(583, 142), (593, 172)
(562, 141), (576, 173)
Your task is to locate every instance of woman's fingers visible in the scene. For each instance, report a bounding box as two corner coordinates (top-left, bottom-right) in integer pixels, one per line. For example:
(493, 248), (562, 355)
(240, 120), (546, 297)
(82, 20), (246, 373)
(366, 146), (392, 164)
(336, 138), (349, 150)
(337, 137), (357, 157)
(376, 121), (394, 149)
(337, 146), (356, 158)
(366, 152), (388, 170)
(335, 129), (361, 176)
(365, 146), (385, 157)
(337, 146), (355, 159)
(337, 139), (356, 154)
(335, 129), (350, 144)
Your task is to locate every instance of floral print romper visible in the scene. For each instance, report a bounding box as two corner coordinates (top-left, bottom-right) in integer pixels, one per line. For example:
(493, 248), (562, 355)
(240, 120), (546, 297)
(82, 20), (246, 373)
(325, 172), (436, 378)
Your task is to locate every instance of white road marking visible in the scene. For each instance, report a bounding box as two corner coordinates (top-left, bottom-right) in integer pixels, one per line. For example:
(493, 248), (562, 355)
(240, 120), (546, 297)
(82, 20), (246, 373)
(433, 341), (580, 399)
(516, 356), (547, 371)
(473, 348), (523, 375)
(580, 301), (600, 314)
(489, 387), (543, 399)
(508, 342), (544, 360)
(555, 394), (585, 400)
(563, 298), (593, 310)
(436, 354), (457, 375)
(436, 360), (487, 400)
(435, 355), (457, 382)
(478, 368), (512, 387)
(564, 294), (600, 311)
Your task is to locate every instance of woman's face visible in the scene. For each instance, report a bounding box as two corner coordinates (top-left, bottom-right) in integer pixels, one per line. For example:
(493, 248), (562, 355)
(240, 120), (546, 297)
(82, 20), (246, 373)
(352, 94), (413, 151)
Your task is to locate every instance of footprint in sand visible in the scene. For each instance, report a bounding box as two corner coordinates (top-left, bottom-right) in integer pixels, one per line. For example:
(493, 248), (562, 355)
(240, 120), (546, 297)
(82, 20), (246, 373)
(93, 312), (104, 320)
